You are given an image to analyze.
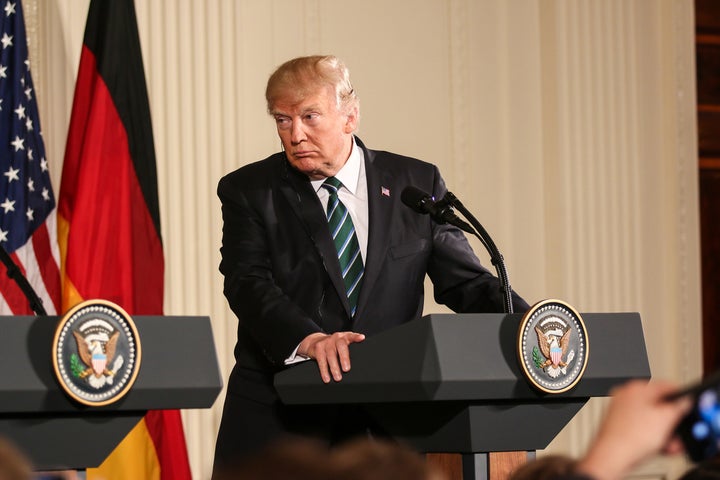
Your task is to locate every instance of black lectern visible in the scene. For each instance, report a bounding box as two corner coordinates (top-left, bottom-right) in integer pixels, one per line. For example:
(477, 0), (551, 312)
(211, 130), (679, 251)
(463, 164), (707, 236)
(275, 312), (650, 480)
(0, 315), (222, 470)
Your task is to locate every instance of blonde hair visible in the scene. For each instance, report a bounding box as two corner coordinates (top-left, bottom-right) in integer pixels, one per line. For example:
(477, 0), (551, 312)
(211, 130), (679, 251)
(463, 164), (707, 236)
(265, 55), (359, 116)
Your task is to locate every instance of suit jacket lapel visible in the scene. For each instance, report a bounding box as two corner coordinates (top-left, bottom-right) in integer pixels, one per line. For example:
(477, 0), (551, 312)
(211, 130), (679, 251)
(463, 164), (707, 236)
(277, 157), (352, 316)
(355, 141), (393, 319)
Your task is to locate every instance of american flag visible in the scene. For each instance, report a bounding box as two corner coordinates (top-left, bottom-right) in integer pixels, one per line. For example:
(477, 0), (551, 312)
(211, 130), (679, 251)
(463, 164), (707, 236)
(0, 0), (60, 315)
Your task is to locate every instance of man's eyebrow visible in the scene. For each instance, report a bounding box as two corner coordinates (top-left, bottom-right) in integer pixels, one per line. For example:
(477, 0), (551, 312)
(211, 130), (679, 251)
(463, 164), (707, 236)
(271, 105), (323, 117)
(300, 104), (322, 113)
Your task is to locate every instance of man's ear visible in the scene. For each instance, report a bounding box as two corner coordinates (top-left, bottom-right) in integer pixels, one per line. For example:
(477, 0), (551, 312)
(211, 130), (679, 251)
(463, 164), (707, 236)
(344, 106), (359, 133)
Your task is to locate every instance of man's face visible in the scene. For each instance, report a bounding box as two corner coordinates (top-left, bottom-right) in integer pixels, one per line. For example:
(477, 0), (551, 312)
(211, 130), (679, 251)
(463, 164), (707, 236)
(271, 85), (357, 180)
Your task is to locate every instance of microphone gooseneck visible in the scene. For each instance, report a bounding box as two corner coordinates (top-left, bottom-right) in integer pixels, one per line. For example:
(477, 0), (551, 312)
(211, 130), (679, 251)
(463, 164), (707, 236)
(0, 245), (47, 316)
(442, 191), (513, 314)
(400, 186), (514, 314)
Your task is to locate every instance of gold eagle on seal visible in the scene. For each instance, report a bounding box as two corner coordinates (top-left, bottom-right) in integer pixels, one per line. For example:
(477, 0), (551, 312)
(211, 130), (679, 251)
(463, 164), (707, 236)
(72, 330), (121, 388)
(535, 323), (573, 378)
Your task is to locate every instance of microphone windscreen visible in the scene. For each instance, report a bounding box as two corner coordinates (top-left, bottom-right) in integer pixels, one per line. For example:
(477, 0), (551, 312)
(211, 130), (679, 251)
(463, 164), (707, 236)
(401, 186), (432, 214)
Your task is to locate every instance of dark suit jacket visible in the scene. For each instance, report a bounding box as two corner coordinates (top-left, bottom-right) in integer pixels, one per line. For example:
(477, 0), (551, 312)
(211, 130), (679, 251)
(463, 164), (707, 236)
(213, 137), (529, 466)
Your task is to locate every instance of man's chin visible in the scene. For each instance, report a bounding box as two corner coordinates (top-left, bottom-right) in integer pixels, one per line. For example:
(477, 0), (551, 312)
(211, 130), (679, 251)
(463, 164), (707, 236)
(289, 160), (329, 179)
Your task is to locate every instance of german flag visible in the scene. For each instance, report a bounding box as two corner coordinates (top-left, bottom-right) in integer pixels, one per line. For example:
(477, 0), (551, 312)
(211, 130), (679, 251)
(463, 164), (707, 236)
(57, 0), (191, 478)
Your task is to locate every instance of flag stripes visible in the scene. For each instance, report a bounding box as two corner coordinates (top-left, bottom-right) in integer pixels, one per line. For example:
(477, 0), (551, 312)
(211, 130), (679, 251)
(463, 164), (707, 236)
(0, 0), (60, 317)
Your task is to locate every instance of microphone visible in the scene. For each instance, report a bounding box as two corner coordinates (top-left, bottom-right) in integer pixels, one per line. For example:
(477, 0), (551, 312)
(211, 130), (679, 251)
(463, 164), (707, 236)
(401, 185), (514, 313)
(400, 186), (475, 234)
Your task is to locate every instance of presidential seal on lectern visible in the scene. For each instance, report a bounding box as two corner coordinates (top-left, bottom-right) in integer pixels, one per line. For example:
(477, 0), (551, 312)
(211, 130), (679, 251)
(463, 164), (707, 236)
(518, 299), (589, 394)
(52, 299), (142, 406)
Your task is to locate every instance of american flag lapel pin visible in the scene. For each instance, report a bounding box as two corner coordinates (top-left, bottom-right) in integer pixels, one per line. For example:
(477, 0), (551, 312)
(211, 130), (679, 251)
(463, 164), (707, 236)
(381, 186), (390, 197)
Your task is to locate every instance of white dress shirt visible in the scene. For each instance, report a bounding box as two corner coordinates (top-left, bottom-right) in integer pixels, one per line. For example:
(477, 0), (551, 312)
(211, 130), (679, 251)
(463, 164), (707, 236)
(310, 140), (368, 261)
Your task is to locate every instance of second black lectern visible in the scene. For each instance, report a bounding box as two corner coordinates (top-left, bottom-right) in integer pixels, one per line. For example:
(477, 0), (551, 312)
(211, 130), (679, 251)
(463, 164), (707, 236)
(275, 312), (649, 479)
(0, 315), (222, 470)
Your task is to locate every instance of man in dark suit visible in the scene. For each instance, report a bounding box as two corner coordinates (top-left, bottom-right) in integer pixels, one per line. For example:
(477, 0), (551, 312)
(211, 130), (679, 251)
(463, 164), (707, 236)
(212, 55), (530, 475)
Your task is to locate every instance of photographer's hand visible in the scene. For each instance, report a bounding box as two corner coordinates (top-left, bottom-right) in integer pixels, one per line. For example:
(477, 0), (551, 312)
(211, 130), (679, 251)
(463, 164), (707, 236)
(575, 380), (692, 480)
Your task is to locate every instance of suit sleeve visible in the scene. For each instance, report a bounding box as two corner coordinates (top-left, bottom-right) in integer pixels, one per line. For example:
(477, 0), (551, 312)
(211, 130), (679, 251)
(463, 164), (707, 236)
(425, 167), (530, 313)
(218, 175), (322, 365)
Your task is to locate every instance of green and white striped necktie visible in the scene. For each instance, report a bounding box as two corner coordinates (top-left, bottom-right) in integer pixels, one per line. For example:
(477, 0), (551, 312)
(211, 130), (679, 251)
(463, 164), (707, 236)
(322, 177), (364, 316)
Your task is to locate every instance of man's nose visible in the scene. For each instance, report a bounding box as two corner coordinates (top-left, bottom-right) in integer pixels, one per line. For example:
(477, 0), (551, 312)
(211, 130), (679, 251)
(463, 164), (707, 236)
(290, 121), (306, 144)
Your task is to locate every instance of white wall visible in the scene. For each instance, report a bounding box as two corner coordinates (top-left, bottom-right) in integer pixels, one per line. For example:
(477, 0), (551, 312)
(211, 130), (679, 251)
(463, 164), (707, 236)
(29, 1), (701, 478)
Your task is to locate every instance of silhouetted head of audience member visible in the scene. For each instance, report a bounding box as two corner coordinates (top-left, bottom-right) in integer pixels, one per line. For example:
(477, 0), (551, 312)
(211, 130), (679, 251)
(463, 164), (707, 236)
(0, 437), (31, 480)
(508, 454), (578, 480)
(211, 436), (333, 480)
(212, 435), (447, 480)
(332, 438), (446, 480)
